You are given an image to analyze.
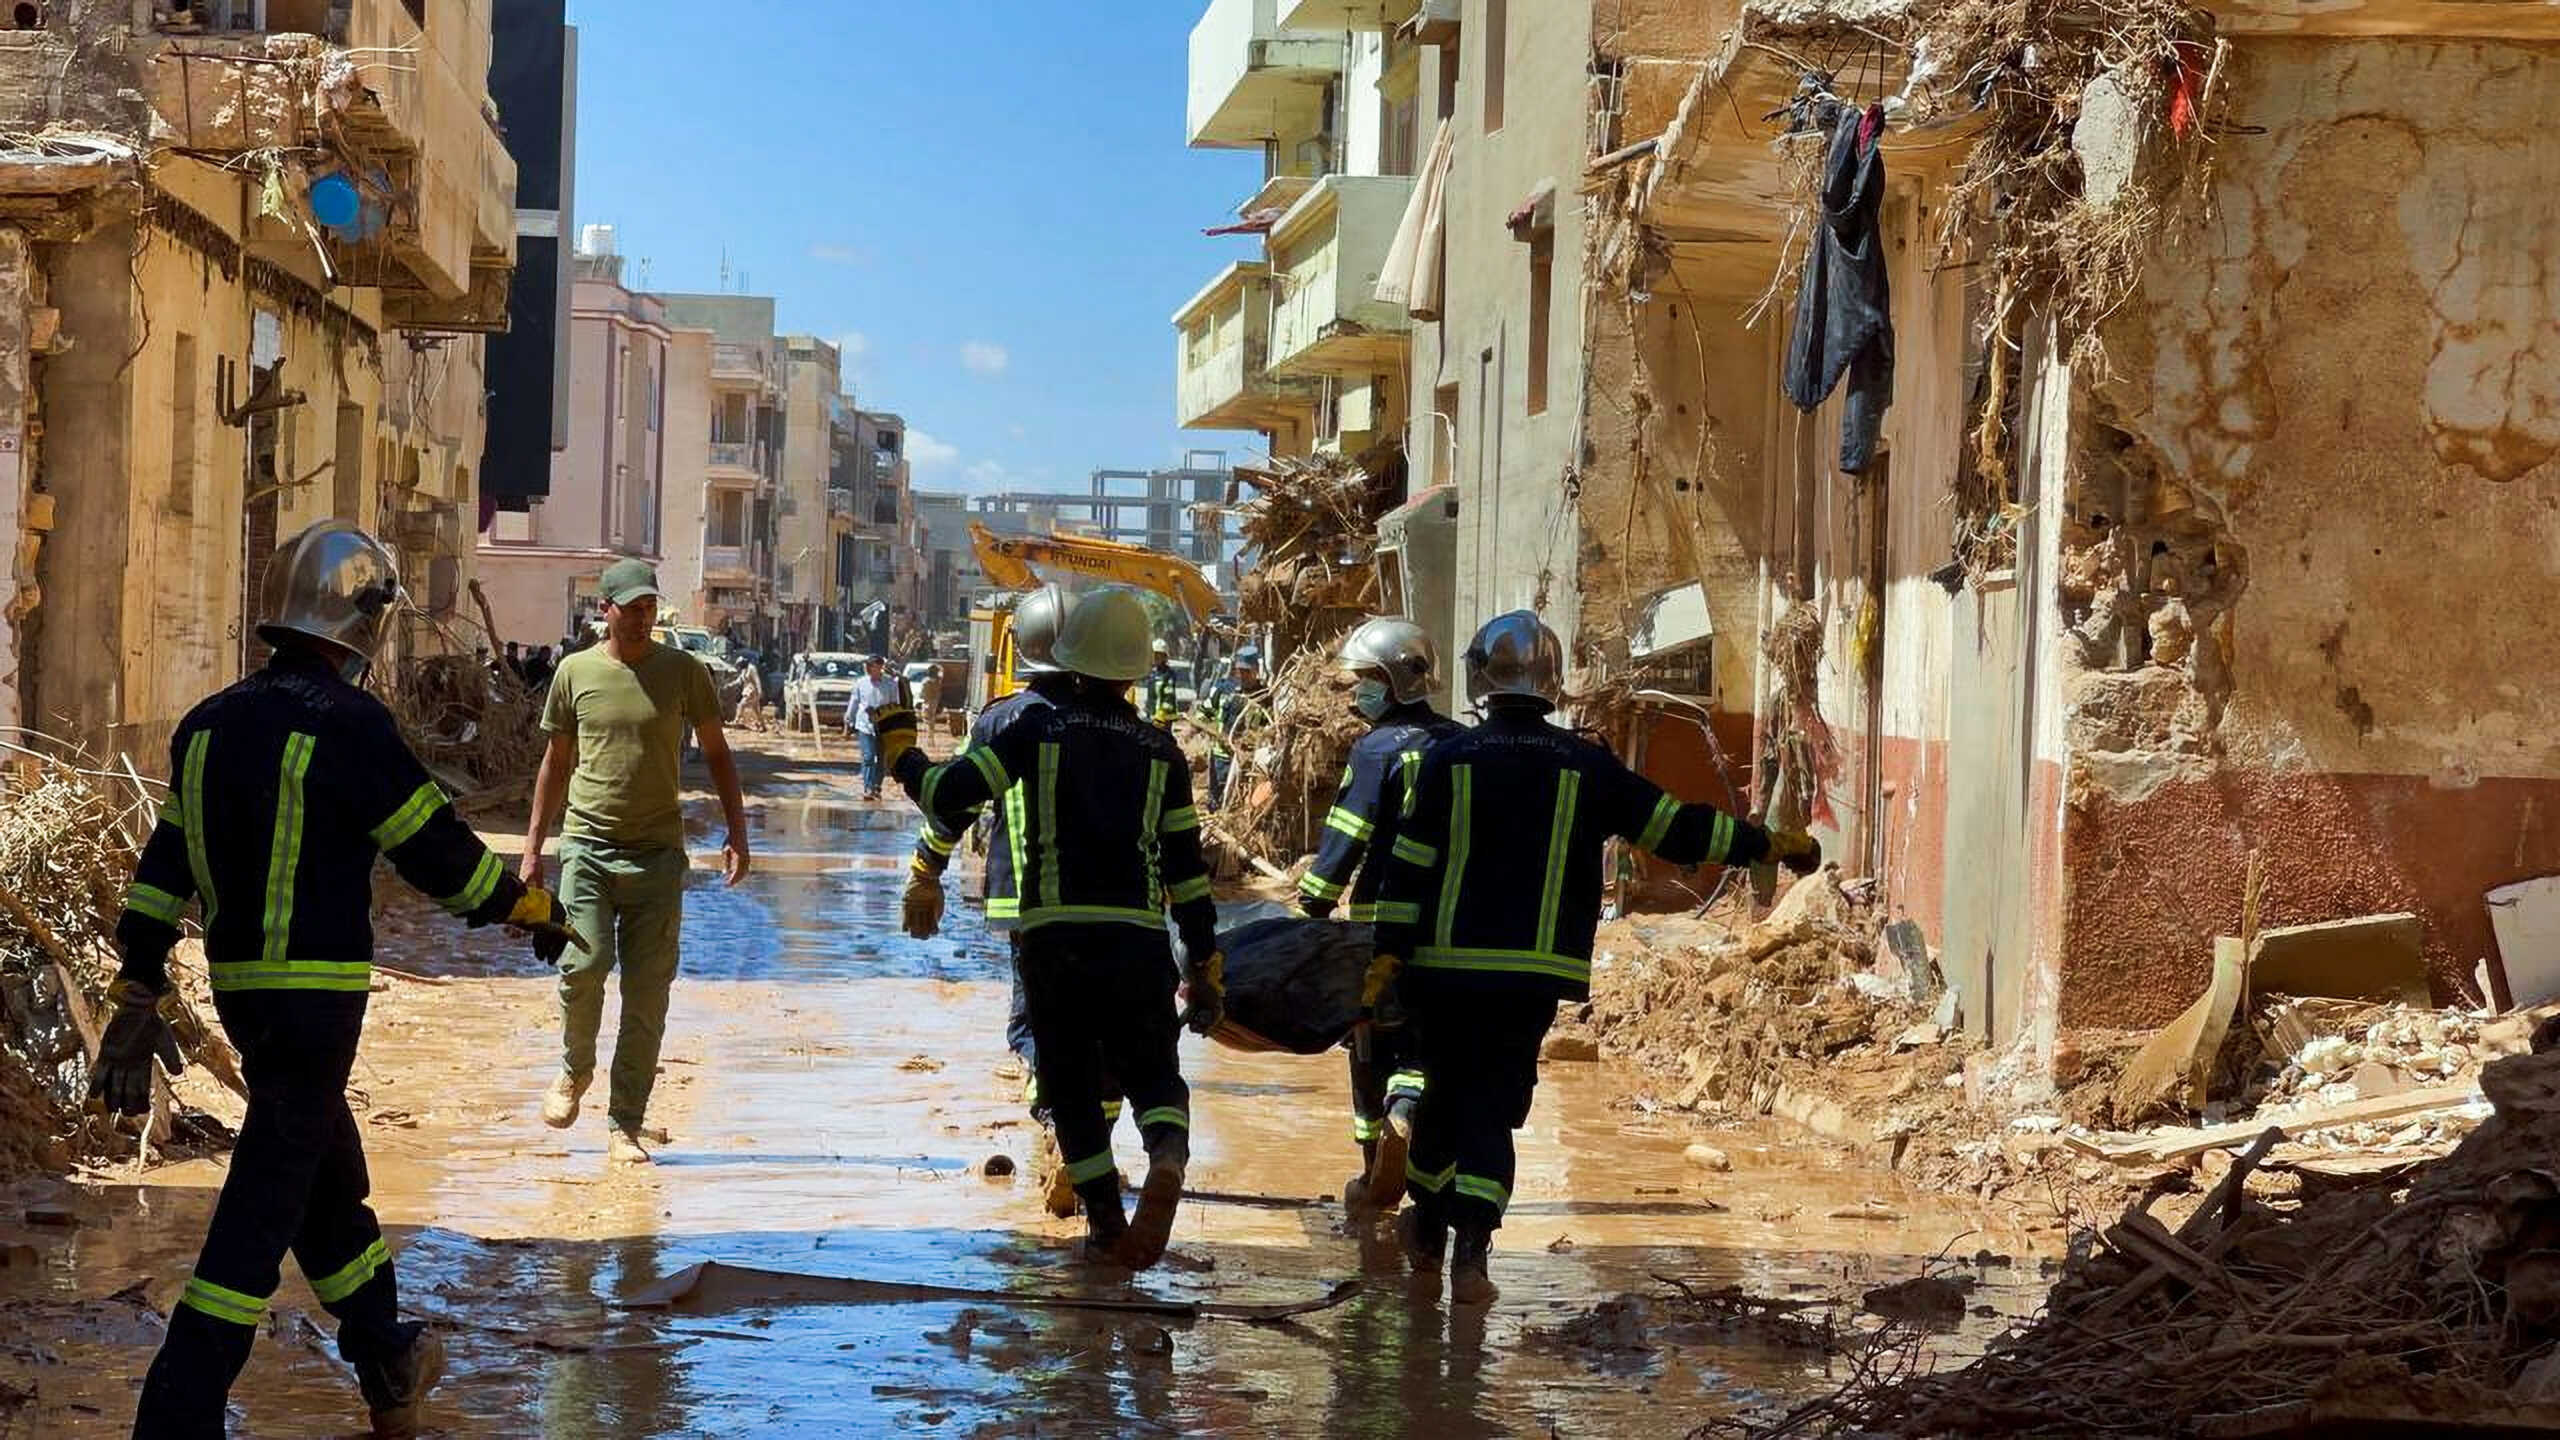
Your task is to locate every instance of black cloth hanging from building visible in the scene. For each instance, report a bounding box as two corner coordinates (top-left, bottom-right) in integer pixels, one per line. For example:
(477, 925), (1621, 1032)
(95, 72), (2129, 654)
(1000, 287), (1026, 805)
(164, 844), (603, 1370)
(1781, 102), (1894, 475)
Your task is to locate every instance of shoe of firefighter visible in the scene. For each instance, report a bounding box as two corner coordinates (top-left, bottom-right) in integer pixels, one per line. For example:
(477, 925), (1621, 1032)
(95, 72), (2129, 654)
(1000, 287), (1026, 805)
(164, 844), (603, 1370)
(1116, 1132), (1189, 1270)
(1450, 1226), (1499, 1307)
(1396, 1205), (1447, 1277)
(541, 1071), (588, 1129)
(1360, 1108), (1412, 1217)
(1080, 1201), (1130, 1264)
(607, 1125), (652, 1165)
(1032, 1127), (1078, 1220)
(357, 1327), (445, 1440)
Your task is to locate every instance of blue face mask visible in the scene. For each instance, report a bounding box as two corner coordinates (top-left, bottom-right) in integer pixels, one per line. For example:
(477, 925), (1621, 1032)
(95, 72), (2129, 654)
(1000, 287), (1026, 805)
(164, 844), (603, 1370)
(1354, 679), (1393, 720)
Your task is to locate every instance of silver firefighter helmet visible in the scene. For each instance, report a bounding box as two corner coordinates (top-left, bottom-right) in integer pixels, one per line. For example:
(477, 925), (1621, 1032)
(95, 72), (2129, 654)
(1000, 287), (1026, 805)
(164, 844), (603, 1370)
(256, 519), (405, 666)
(1050, 585), (1156, 683)
(1462, 610), (1563, 709)
(1011, 583), (1072, 676)
(1337, 616), (1438, 705)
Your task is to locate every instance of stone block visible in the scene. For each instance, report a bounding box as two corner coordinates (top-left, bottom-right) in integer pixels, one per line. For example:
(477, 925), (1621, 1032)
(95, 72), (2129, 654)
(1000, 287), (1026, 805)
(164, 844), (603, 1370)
(2250, 913), (2428, 1004)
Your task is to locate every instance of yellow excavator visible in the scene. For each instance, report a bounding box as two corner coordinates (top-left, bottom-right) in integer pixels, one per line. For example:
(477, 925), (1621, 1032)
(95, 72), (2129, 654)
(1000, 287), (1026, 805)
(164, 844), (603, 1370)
(966, 521), (1223, 713)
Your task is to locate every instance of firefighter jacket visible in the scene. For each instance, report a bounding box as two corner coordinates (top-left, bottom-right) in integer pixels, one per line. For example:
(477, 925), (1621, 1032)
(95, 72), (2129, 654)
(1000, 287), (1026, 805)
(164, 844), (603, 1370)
(1195, 679), (1268, 758)
(908, 672), (1078, 918)
(892, 689), (1217, 961)
(1140, 666), (1182, 727)
(114, 651), (526, 994)
(1374, 708), (1773, 1003)
(1298, 701), (1463, 922)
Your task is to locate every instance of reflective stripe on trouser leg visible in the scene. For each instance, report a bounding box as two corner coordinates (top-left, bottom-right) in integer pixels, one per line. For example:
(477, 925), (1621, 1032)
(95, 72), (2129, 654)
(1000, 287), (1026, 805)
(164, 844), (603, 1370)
(178, 1275), (269, 1326)
(1453, 1174), (1512, 1218)
(1385, 1070), (1427, 1104)
(1351, 1116), (1384, 1143)
(1064, 1149), (1116, 1185)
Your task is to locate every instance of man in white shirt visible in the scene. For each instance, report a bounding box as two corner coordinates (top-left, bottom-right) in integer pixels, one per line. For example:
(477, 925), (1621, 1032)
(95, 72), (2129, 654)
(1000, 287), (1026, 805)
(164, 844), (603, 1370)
(843, 654), (905, 799)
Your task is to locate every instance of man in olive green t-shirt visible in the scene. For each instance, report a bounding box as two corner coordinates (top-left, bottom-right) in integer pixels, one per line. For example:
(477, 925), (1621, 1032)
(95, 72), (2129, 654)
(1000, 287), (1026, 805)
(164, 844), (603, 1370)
(523, 559), (750, 1163)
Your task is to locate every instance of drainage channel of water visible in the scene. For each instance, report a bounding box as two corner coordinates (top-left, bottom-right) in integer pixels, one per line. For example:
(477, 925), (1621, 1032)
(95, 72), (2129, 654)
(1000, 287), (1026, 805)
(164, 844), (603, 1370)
(0, 739), (2054, 1437)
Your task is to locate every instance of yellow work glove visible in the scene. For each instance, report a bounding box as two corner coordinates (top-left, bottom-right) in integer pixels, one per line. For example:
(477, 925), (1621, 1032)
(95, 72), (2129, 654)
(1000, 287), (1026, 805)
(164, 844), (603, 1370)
(1181, 949), (1225, 1036)
(507, 883), (587, 963)
(901, 867), (946, 940)
(869, 703), (919, 772)
(1360, 951), (1403, 1012)
(1766, 828), (1823, 877)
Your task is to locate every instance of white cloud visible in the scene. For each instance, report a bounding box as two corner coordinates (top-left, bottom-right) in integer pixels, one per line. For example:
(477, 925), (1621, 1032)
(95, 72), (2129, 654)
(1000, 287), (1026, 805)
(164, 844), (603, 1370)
(1006, 423), (1027, 441)
(960, 341), (1010, 377)
(907, 429), (960, 471)
(808, 242), (867, 266)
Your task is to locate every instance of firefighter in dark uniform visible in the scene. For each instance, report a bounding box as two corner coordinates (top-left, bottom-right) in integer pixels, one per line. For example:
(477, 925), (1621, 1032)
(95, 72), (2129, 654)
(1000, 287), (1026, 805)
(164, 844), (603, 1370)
(94, 520), (576, 1438)
(1372, 611), (1821, 1306)
(1195, 645), (1266, 812)
(879, 586), (1221, 1268)
(901, 586), (1125, 1216)
(1295, 617), (1463, 1220)
(1140, 639), (1182, 727)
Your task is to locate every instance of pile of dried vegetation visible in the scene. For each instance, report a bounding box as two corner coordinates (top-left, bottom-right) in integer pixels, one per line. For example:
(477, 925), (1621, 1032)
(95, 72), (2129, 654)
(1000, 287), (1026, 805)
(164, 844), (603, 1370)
(1737, 1045), (2560, 1436)
(1208, 453), (1393, 865)
(0, 738), (246, 1176)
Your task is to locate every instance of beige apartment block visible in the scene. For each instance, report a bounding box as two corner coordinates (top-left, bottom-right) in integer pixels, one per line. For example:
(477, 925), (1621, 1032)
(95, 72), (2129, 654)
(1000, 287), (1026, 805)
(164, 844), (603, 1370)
(478, 239), (667, 649)
(776, 337), (844, 653)
(0, 1), (515, 761)
(658, 293), (783, 644)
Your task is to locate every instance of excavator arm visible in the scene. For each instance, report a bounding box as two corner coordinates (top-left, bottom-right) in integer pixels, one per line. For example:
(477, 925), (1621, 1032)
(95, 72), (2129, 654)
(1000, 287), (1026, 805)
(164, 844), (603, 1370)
(968, 521), (1221, 625)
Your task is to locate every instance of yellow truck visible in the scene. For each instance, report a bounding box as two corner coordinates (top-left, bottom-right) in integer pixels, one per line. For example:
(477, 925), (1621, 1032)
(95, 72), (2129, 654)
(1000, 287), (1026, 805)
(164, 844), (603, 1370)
(965, 522), (1222, 714)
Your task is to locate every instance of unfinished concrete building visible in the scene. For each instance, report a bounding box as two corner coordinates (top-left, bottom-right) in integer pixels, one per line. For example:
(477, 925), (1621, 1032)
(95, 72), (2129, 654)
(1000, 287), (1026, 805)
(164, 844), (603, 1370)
(0, 1), (516, 761)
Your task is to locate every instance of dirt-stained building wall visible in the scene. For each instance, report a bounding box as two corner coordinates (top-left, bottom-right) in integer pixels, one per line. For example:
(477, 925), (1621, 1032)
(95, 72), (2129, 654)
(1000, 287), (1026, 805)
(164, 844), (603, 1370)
(2058, 36), (2560, 1023)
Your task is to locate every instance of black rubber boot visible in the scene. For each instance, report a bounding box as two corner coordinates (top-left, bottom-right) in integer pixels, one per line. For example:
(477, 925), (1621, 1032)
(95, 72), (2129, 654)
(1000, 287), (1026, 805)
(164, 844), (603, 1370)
(355, 1325), (444, 1439)
(1117, 1130), (1189, 1269)
(1450, 1226), (1498, 1307)
(1397, 1205), (1447, 1277)
(1077, 1176), (1129, 1263)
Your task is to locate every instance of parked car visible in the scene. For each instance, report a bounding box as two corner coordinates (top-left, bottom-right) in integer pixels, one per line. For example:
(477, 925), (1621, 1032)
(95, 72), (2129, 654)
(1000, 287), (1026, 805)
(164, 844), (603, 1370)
(784, 652), (869, 731)
(654, 624), (742, 720)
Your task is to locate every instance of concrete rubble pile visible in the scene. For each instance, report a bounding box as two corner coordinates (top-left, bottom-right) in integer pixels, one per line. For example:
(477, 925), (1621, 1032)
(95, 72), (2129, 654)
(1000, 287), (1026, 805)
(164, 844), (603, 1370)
(1752, 1045), (2560, 1437)
(0, 746), (244, 1177)
(1210, 453), (1390, 864)
(1590, 872), (1979, 1145)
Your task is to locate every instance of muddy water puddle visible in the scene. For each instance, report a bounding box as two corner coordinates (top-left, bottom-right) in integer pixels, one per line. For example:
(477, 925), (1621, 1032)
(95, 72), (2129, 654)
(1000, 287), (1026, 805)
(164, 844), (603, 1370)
(0, 752), (2056, 1436)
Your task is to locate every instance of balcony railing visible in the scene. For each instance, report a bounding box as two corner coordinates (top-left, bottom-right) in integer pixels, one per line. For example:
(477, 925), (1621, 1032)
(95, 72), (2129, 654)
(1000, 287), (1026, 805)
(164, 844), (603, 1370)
(704, 544), (749, 577)
(709, 440), (763, 475)
(1266, 174), (1418, 377)
(1187, 0), (1345, 150)
(712, 344), (770, 387)
(828, 488), (855, 518)
(1278, 0), (1421, 27)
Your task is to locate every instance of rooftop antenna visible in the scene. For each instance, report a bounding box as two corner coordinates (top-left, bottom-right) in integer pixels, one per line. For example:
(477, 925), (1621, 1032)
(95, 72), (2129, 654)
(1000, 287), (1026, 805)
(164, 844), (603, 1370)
(719, 247), (731, 292)
(637, 256), (653, 290)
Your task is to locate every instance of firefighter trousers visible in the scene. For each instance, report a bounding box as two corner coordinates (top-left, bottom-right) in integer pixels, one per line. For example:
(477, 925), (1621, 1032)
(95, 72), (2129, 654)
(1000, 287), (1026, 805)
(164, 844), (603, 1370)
(1014, 924), (1188, 1214)
(1401, 977), (1557, 1233)
(1007, 932), (1121, 1121)
(134, 990), (410, 1437)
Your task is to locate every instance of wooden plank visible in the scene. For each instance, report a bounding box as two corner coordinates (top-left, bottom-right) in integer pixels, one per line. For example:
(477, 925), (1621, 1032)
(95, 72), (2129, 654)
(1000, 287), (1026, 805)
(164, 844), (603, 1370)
(2088, 1088), (2484, 1165)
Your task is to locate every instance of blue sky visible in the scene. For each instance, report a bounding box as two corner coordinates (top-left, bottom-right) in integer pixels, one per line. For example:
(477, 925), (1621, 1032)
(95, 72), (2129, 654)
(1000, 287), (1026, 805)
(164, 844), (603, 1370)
(563, 1), (1266, 496)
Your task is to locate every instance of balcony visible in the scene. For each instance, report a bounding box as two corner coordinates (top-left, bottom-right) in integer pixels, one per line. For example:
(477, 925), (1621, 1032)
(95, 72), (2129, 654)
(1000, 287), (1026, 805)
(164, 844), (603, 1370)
(141, 0), (516, 324)
(704, 545), (750, 580)
(1277, 0), (1420, 28)
(1173, 260), (1320, 432)
(1266, 174), (1416, 378)
(1187, 0), (1345, 150)
(712, 344), (773, 389)
(709, 440), (765, 480)
(827, 488), (856, 520)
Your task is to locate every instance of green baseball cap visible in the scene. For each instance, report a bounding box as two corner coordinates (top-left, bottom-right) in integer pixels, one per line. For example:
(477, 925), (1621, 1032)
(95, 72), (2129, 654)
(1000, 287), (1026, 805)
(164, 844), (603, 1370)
(598, 558), (661, 607)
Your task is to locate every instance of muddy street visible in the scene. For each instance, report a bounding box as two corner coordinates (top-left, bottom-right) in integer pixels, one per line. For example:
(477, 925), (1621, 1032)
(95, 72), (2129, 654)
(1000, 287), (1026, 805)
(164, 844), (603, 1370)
(0, 737), (2051, 1437)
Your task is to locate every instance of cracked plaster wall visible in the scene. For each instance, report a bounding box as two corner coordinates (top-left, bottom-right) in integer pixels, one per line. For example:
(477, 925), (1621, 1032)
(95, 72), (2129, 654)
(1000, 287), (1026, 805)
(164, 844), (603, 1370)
(2059, 37), (2560, 1021)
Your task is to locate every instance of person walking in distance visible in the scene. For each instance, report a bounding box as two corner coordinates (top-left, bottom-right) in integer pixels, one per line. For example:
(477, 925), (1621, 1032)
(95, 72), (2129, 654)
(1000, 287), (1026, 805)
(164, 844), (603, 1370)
(1295, 618), (1464, 1220)
(522, 558), (750, 1165)
(1372, 611), (1822, 1306)
(878, 587), (1221, 1267)
(844, 653), (903, 800)
(102, 520), (581, 1438)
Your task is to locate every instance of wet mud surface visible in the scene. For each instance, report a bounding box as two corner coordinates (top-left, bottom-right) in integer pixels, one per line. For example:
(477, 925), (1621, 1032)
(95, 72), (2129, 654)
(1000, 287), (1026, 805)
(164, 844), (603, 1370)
(0, 737), (2058, 1436)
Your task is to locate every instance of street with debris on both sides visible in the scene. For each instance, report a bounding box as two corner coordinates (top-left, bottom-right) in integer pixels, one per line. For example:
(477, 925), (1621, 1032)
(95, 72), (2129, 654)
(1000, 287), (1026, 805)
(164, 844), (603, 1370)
(0, 734), (2055, 1437)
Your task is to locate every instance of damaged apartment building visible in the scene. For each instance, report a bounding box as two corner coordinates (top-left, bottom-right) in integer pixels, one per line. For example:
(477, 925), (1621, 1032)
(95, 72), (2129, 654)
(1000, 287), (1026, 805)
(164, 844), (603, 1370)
(0, 0), (529, 764)
(1176, 0), (2560, 1082)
